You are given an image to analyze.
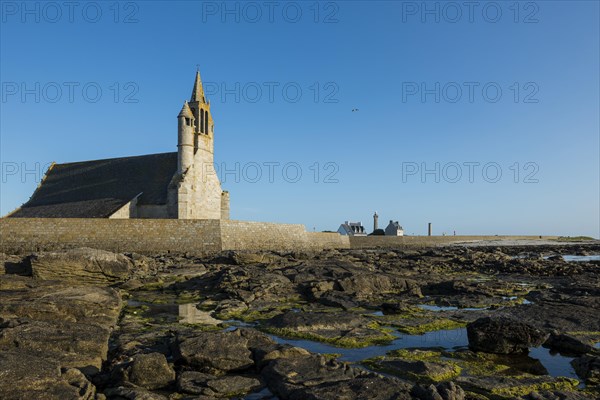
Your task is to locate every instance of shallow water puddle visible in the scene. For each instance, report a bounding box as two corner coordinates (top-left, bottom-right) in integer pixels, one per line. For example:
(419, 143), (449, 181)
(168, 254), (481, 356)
(127, 299), (177, 317)
(514, 254), (600, 262)
(538, 254), (600, 262)
(501, 296), (533, 305)
(129, 299), (578, 381)
(224, 320), (257, 330)
(417, 297), (532, 312)
(268, 328), (468, 363)
(562, 254), (600, 262)
(243, 387), (275, 400)
(418, 305), (488, 312)
(268, 328), (578, 380)
(528, 347), (578, 380)
(418, 305), (461, 312)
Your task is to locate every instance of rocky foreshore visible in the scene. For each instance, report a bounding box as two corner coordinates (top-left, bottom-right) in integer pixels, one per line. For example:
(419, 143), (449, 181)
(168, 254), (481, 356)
(1, 243), (599, 399)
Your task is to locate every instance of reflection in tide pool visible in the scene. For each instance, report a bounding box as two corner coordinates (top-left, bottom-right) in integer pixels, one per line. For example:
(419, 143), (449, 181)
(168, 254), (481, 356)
(178, 303), (221, 325)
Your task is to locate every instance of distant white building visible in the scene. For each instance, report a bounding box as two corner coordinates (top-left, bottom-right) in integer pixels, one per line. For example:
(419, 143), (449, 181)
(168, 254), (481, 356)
(385, 220), (404, 236)
(338, 221), (367, 236)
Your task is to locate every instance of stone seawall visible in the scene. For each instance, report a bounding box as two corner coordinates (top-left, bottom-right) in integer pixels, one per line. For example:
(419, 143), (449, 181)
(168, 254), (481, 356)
(0, 218), (350, 254)
(0, 218), (222, 254)
(0, 218), (564, 254)
(220, 220), (351, 251)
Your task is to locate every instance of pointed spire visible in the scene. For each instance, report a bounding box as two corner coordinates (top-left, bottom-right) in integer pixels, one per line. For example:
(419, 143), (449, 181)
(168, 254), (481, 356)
(190, 70), (206, 103)
(178, 101), (194, 118)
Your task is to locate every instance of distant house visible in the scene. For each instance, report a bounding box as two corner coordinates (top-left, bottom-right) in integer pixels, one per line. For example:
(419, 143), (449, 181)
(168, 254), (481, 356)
(337, 221), (367, 236)
(385, 220), (404, 236)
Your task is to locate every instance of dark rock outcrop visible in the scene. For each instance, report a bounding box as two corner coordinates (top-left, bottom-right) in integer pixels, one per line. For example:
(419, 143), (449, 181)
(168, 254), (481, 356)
(0, 351), (99, 400)
(127, 353), (175, 390)
(412, 381), (466, 400)
(0, 281), (122, 373)
(103, 384), (168, 400)
(571, 355), (600, 385)
(544, 333), (598, 356)
(262, 354), (414, 400)
(177, 330), (254, 373)
(467, 316), (549, 354)
(177, 371), (262, 397)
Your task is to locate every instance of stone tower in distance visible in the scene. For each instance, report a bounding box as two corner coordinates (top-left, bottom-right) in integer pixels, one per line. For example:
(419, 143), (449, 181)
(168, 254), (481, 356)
(373, 211), (379, 232)
(168, 70), (229, 220)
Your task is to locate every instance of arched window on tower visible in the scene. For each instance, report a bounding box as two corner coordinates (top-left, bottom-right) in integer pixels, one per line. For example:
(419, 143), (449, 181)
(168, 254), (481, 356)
(200, 108), (204, 134)
(204, 110), (209, 134)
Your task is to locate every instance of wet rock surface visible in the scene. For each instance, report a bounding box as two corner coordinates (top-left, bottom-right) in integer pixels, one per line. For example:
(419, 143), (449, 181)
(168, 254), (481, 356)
(28, 247), (155, 285)
(0, 243), (599, 399)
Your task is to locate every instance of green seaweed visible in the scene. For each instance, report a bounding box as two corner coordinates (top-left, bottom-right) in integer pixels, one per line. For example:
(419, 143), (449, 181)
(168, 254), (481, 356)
(362, 352), (462, 383)
(395, 318), (467, 335)
(489, 377), (579, 397)
(261, 324), (395, 348)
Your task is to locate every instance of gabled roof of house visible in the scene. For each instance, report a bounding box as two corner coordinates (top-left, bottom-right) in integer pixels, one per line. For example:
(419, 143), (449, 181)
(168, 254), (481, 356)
(338, 221), (366, 235)
(8, 152), (177, 218)
(386, 220), (404, 230)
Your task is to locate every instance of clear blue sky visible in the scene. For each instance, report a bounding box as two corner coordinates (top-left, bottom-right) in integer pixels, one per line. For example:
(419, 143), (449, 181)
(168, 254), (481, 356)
(1, 1), (598, 237)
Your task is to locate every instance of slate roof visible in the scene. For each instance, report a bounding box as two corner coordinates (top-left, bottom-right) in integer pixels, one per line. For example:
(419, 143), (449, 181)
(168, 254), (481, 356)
(8, 152), (177, 218)
(338, 222), (367, 236)
(386, 221), (403, 230)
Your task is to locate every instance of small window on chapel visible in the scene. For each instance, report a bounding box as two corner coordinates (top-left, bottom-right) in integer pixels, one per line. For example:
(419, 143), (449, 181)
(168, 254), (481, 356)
(204, 110), (209, 134)
(185, 117), (190, 126)
(200, 109), (205, 133)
